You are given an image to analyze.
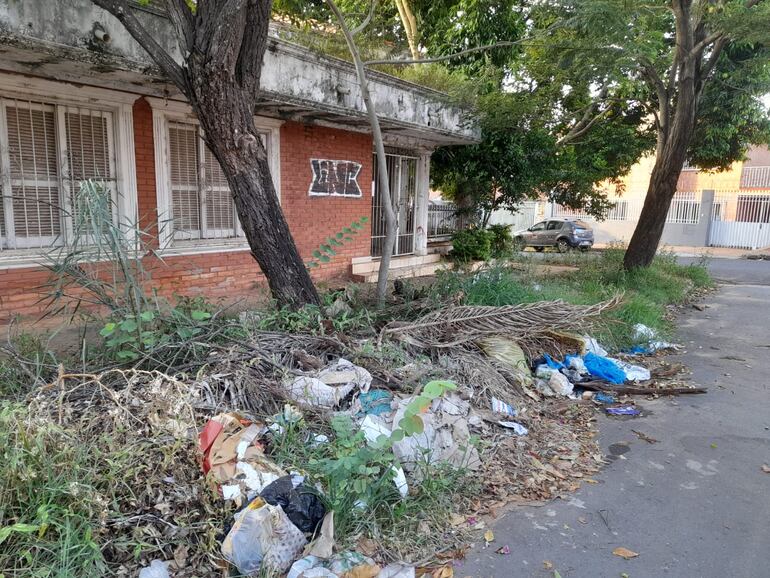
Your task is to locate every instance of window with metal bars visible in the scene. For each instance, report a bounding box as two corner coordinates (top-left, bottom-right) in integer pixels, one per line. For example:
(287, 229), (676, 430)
(165, 121), (271, 242)
(0, 98), (117, 251)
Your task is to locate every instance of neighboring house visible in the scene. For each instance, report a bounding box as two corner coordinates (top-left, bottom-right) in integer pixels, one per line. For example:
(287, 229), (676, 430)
(487, 145), (770, 251)
(0, 0), (478, 323)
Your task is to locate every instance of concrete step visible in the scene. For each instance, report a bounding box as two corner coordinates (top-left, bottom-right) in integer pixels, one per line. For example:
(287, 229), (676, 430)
(351, 253), (441, 276)
(353, 260), (449, 283)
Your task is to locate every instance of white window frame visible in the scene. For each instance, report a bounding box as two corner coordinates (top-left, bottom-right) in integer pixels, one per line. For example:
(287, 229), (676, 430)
(148, 98), (282, 254)
(0, 73), (137, 268)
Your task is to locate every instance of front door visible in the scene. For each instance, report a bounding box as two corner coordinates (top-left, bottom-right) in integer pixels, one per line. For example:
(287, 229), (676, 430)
(371, 152), (417, 257)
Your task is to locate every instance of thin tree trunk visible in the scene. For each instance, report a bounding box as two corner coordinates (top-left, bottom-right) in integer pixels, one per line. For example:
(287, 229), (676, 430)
(327, 0), (398, 303)
(394, 0), (420, 60)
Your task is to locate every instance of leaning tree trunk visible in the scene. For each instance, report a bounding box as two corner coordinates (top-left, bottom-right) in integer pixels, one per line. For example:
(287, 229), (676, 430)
(92, 0), (320, 309)
(623, 48), (699, 271)
(188, 65), (320, 307)
(621, 161), (683, 269)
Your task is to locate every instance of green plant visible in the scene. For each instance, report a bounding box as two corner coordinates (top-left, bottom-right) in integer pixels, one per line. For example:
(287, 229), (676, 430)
(0, 332), (57, 398)
(0, 403), (108, 577)
(487, 224), (513, 258)
(99, 306), (212, 362)
(307, 217), (369, 269)
(450, 228), (493, 262)
(40, 180), (151, 321)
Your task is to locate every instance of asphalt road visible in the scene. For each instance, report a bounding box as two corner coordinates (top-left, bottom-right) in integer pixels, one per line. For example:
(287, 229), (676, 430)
(461, 258), (770, 578)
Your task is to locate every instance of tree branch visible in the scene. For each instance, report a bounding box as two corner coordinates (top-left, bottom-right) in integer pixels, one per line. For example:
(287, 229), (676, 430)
(686, 31), (723, 61)
(641, 62), (670, 132)
(556, 85), (610, 146)
(92, 0), (188, 92)
(351, 0), (378, 36)
(557, 108), (609, 145)
(236, 0), (272, 94)
(163, 0), (195, 55)
(364, 40), (523, 66)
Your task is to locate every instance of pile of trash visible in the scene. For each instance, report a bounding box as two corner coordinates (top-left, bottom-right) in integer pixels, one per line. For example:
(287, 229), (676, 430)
(20, 298), (702, 577)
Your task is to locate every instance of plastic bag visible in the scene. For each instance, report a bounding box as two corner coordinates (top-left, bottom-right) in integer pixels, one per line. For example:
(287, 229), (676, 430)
(260, 474), (326, 534)
(284, 359), (372, 408)
(477, 337), (532, 377)
(548, 371), (574, 396)
(221, 497), (307, 575)
(583, 335), (609, 357)
(390, 394), (481, 474)
(138, 560), (170, 578)
(611, 358), (651, 382)
(359, 415), (409, 497)
(583, 352), (626, 384)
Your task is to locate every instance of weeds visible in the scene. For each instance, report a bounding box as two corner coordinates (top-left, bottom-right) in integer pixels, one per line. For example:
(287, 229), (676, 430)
(0, 403), (108, 577)
(432, 248), (713, 349)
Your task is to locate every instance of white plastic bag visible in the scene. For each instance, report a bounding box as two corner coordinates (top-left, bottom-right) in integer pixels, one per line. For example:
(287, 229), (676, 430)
(548, 371), (574, 397)
(611, 358), (651, 382)
(138, 560), (170, 578)
(284, 359), (371, 408)
(221, 498), (307, 575)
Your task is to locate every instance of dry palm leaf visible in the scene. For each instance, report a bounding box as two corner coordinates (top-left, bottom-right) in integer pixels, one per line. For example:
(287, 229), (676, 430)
(380, 296), (621, 349)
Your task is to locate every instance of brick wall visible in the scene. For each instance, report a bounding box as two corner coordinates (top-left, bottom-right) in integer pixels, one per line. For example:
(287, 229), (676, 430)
(0, 98), (374, 325)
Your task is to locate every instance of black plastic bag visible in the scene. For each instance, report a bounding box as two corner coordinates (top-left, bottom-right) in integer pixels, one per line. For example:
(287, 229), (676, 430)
(260, 475), (326, 534)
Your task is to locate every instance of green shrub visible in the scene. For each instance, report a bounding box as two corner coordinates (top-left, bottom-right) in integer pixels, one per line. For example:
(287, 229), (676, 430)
(487, 224), (513, 257)
(450, 228), (493, 262)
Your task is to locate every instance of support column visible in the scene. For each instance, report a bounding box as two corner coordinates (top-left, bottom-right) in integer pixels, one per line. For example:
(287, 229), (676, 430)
(414, 150), (432, 256)
(700, 189), (715, 247)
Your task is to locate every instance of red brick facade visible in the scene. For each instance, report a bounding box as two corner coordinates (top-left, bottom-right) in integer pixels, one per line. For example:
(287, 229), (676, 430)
(0, 97), (373, 324)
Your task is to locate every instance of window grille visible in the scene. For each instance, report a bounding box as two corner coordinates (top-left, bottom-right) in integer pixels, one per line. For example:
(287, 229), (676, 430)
(0, 98), (117, 251)
(166, 121), (269, 241)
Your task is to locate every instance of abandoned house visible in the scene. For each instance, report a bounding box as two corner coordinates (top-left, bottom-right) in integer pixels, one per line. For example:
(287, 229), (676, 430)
(0, 0), (478, 324)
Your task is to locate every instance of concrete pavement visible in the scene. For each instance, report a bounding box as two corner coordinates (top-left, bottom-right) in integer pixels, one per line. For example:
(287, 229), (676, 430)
(460, 258), (770, 578)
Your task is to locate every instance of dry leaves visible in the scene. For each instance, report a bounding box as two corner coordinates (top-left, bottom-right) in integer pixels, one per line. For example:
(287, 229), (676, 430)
(612, 547), (639, 560)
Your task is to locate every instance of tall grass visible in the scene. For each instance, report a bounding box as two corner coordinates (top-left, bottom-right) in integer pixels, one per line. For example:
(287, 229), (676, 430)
(432, 248), (713, 349)
(0, 404), (107, 577)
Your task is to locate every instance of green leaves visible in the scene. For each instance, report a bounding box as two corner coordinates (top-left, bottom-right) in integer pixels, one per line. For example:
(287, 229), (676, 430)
(99, 303), (213, 364)
(394, 380), (457, 440)
(0, 523), (39, 546)
(305, 217), (369, 269)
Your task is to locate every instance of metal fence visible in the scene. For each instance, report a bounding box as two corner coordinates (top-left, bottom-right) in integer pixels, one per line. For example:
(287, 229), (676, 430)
(709, 191), (770, 249)
(740, 166), (770, 189)
(427, 203), (472, 239)
(552, 193), (700, 225)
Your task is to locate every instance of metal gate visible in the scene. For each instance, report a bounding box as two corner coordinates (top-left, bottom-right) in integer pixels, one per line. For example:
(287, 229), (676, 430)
(371, 152), (417, 257)
(709, 193), (770, 250)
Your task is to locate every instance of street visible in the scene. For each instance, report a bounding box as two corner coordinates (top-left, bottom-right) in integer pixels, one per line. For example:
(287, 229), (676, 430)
(462, 257), (770, 578)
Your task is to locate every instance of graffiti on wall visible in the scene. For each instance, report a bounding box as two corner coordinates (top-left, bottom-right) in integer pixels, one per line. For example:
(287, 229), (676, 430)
(309, 159), (363, 197)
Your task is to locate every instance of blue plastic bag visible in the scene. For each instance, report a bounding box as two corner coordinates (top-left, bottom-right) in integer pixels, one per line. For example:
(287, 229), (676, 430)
(606, 405), (641, 416)
(594, 391), (616, 404)
(583, 352), (626, 384)
(543, 353), (565, 369)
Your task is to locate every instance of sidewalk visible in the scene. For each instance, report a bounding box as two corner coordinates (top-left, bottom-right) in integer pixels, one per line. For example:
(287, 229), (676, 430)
(595, 243), (770, 260)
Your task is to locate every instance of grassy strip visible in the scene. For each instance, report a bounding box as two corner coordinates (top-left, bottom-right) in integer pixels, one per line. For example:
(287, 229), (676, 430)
(431, 248), (713, 350)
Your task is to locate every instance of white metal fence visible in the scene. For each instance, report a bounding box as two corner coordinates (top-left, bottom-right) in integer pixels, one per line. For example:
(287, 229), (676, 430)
(552, 192), (700, 225)
(708, 191), (770, 249)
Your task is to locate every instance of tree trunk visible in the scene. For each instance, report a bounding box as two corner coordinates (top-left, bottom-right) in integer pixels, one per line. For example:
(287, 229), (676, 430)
(91, 0), (320, 309)
(326, 0), (398, 303)
(621, 161), (682, 269)
(623, 21), (700, 271)
(188, 59), (320, 307)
